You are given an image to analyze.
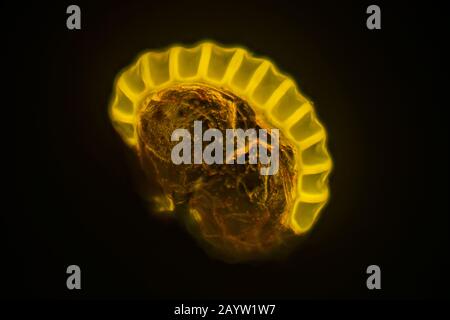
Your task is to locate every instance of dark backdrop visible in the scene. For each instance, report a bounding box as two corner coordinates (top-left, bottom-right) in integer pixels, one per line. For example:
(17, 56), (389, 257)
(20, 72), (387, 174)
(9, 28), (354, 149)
(3, 0), (448, 299)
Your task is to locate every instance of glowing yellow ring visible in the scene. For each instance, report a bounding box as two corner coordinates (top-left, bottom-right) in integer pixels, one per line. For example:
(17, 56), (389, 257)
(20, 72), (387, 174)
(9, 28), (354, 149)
(109, 41), (332, 235)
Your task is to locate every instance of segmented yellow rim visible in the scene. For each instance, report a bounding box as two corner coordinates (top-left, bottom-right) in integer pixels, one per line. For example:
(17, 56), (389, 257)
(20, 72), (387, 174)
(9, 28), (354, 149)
(109, 41), (332, 235)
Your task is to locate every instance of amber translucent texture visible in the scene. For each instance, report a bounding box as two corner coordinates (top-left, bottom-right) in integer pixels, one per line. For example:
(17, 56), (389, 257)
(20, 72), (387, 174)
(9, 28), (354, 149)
(109, 42), (332, 261)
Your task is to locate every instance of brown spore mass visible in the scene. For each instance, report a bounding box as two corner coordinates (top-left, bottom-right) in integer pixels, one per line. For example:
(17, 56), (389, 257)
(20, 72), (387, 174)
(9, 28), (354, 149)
(137, 83), (297, 262)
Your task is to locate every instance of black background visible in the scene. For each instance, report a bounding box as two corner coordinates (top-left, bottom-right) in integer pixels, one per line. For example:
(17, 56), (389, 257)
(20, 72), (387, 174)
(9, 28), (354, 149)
(3, 0), (448, 300)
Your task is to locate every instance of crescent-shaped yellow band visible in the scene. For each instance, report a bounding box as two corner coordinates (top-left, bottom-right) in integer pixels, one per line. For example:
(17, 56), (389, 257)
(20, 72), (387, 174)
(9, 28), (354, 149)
(109, 41), (332, 235)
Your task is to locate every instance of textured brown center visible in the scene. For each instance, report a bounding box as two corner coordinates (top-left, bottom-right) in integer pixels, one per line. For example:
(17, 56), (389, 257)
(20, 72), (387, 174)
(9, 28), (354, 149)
(137, 83), (297, 262)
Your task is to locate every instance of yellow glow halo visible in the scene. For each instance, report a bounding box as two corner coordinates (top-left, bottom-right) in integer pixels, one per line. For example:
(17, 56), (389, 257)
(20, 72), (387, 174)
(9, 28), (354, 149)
(109, 41), (332, 235)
